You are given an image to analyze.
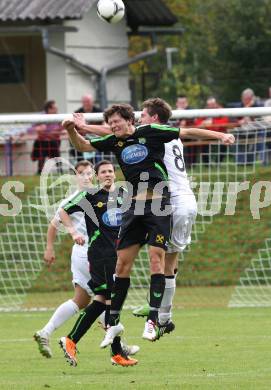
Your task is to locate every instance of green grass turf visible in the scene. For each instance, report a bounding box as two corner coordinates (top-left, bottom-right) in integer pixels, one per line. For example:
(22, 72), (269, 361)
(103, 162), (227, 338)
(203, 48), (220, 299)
(1, 290), (271, 389)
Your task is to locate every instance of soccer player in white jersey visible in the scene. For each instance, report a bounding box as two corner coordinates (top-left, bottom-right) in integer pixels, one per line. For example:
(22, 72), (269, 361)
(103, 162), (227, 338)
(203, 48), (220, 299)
(134, 99), (198, 337)
(34, 160), (94, 358)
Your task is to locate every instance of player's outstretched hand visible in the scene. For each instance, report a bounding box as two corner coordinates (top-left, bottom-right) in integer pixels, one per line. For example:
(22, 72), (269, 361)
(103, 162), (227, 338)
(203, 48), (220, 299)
(73, 113), (86, 129)
(44, 248), (56, 266)
(62, 119), (75, 132)
(71, 232), (85, 246)
(221, 133), (235, 145)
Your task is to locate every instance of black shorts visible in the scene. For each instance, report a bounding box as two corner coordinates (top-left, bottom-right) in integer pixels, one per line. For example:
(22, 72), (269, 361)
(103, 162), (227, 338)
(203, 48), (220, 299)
(87, 256), (117, 299)
(117, 200), (172, 251)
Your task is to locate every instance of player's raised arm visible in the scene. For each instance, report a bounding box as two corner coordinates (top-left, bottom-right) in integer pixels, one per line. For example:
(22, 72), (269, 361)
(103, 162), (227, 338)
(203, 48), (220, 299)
(73, 113), (112, 136)
(59, 208), (85, 246)
(62, 118), (96, 152)
(44, 217), (59, 266)
(180, 127), (235, 145)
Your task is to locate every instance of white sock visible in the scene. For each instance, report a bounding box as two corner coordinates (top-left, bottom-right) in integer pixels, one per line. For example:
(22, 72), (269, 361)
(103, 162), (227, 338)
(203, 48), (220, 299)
(41, 299), (79, 336)
(158, 277), (176, 325)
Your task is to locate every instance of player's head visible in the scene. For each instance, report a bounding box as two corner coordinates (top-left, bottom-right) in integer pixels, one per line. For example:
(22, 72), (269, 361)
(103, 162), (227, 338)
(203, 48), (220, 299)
(75, 160), (94, 189)
(44, 100), (57, 114)
(81, 94), (94, 112)
(94, 160), (116, 190)
(140, 97), (172, 125)
(104, 104), (135, 138)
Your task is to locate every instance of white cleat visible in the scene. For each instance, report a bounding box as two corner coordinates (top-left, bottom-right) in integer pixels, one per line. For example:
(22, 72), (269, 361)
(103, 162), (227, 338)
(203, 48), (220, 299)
(122, 343), (140, 356)
(100, 323), (124, 349)
(142, 320), (158, 342)
(33, 330), (52, 358)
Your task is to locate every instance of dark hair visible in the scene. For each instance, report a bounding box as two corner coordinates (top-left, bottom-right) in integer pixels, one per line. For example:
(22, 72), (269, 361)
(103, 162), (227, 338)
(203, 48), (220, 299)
(142, 98), (172, 124)
(103, 103), (135, 124)
(94, 159), (115, 174)
(75, 160), (93, 171)
(43, 100), (56, 113)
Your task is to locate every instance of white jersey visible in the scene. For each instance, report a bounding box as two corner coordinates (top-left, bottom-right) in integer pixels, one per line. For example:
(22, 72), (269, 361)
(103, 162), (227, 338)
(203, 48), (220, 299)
(163, 139), (194, 197)
(56, 190), (88, 253)
(164, 139), (197, 253)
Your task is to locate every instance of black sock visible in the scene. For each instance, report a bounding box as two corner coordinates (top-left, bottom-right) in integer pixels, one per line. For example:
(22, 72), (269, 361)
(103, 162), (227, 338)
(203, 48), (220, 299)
(68, 300), (106, 343)
(105, 304), (110, 327)
(111, 336), (122, 355)
(109, 277), (130, 326)
(148, 273), (165, 323)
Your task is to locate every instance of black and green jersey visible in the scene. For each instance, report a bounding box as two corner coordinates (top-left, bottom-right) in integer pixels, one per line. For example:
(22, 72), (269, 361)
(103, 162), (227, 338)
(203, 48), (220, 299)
(63, 187), (124, 260)
(90, 124), (180, 195)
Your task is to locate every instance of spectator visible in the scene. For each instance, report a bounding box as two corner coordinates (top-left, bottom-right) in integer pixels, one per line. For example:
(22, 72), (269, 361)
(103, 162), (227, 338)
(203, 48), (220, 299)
(75, 94), (100, 115)
(70, 94), (101, 163)
(235, 88), (264, 165)
(175, 95), (198, 167)
(194, 97), (229, 164)
(238, 88), (262, 126)
(30, 100), (63, 174)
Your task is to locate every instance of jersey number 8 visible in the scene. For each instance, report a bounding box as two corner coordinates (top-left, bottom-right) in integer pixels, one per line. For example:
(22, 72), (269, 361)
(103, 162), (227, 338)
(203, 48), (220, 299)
(172, 145), (185, 172)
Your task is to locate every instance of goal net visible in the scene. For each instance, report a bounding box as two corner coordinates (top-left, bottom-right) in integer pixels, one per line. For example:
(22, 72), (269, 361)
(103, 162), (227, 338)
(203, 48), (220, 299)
(0, 108), (271, 311)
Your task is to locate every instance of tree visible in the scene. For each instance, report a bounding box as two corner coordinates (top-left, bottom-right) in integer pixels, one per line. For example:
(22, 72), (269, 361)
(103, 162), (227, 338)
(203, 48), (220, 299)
(129, 0), (271, 107)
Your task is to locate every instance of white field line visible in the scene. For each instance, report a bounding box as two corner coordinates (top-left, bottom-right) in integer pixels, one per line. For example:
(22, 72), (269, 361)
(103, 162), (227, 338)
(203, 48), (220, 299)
(2, 334), (271, 343)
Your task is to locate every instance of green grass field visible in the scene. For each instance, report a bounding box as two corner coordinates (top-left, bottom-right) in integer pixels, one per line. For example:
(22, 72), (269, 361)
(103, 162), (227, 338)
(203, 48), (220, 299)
(1, 289), (271, 390)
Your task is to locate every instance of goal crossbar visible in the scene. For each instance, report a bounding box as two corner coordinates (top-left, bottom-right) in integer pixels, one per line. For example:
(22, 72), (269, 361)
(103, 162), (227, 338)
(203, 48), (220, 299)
(0, 106), (271, 125)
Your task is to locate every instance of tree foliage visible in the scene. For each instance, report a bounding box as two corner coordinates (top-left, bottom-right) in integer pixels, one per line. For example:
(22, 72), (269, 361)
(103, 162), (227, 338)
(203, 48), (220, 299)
(129, 0), (271, 107)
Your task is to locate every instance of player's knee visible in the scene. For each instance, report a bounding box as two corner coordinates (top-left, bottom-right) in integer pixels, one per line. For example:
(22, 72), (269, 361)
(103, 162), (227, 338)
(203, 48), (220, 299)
(73, 296), (90, 310)
(115, 257), (132, 277)
(149, 247), (165, 274)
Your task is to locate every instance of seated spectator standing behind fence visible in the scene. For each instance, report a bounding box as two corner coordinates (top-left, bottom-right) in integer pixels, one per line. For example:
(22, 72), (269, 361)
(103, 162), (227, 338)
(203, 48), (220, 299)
(30, 100), (63, 174)
(194, 97), (229, 164)
(70, 94), (102, 163)
(235, 88), (264, 165)
(175, 95), (198, 168)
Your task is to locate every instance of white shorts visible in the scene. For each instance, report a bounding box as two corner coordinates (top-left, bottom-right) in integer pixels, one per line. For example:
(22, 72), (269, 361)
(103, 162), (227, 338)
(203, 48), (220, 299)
(71, 245), (93, 296)
(168, 194), (197, 253)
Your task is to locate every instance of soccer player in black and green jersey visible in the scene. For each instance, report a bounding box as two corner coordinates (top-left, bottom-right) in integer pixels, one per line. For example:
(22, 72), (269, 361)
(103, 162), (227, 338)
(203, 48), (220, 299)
(58, 160), (138, 367)
(62, 102), (235, 345)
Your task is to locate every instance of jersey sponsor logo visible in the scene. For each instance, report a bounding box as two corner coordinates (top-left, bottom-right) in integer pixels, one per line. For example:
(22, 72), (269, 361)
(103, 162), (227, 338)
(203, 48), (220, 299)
(117, 141), (124, 147)
(97, 201), (104, 208)
(102, 208), (122, 227)
(121, 144), (148, 164)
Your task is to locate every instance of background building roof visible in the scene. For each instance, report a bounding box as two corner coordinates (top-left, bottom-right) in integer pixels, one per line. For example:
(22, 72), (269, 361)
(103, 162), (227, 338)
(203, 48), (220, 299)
(125, 0), (177, 30)
(0, 0), (177, 28)
(0, 0), (95, 21)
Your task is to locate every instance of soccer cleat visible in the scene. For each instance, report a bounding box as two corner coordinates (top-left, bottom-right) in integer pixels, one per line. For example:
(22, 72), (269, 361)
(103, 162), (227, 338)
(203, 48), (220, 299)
(157, 320), (175, 339)
(100, 323), (124, 349)
(59, 337), (78, 367)
(121, 342), (140, 356)
(111, 352), (138, 367)
(142, 319), (158, 341)
(132, 304), (150, 318)
(33, 330), (52, 358)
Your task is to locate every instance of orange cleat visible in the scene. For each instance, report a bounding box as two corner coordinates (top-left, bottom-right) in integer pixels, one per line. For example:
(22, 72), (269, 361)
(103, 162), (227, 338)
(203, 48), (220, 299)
(59, 337), (78, 367)
(111, 353), (138, 367)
